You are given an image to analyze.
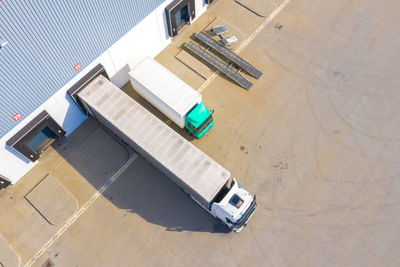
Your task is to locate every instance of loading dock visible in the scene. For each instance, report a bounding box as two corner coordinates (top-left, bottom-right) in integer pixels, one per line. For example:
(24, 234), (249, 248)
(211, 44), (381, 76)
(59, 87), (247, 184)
(166, 0), (196, 37)
(6, 111), (66, 162)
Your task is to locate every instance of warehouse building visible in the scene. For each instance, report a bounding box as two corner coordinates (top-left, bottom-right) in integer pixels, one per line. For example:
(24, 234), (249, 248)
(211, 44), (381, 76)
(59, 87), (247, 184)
(0, 0), (214, 186)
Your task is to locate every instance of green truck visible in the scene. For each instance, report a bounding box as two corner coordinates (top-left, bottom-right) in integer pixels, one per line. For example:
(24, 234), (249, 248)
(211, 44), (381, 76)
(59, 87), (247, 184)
(129, 57), (213, 138)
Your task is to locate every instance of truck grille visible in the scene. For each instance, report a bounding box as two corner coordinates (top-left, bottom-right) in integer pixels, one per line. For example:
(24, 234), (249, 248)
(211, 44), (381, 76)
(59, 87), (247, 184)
(234, 195), (257, 229)
(196, 113), (213, 134)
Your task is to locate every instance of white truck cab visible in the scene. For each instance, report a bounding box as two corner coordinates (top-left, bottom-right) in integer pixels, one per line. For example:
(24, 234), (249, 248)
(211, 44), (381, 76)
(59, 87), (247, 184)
(211, 179), (257, 232)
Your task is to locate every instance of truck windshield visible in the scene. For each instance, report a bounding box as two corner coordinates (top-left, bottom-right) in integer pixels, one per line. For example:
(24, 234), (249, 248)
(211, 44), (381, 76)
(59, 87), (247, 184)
(196, 112), (213, 134)
(229, 194), (244, 209)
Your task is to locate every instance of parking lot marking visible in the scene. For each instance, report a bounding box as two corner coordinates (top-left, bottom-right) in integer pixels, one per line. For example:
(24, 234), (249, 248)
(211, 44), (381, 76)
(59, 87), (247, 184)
(25, 153), (139, 267)
(198, 0), (290, 93)
(0, 233), (21, 267)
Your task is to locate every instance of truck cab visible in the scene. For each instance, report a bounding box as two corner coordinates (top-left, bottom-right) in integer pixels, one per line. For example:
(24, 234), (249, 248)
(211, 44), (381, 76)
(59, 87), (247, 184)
(185, 102), (213, 138)
(211, 179), (257, 232)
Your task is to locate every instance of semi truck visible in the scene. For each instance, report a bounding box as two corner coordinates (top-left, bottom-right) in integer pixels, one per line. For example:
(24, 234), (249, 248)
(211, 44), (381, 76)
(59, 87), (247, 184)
(129, 57), (213, 139)
(72, 71), (256, 232)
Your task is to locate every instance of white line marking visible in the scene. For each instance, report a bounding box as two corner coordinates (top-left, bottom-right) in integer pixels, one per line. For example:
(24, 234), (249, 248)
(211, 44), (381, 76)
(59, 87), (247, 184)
(0, 233), (21, 267)
(197, 0), (290, 93)
(25, 154), (139, 266)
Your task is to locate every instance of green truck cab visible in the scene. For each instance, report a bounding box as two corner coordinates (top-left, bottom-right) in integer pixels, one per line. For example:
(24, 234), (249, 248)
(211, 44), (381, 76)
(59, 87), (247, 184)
(185, 102), (214, 138)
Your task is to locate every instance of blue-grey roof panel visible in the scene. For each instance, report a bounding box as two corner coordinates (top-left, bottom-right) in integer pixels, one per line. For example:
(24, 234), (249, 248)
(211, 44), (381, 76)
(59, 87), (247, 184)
(0, 0), (164, 138)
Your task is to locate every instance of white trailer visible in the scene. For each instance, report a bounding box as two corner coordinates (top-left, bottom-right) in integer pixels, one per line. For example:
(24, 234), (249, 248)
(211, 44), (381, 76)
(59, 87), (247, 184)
(129, 57), (213, 138)
(72, 72), (256, 232)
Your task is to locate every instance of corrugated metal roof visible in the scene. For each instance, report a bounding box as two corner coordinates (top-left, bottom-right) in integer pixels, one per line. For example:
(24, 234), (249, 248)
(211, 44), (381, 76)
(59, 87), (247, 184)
(0, 0), (164, 138)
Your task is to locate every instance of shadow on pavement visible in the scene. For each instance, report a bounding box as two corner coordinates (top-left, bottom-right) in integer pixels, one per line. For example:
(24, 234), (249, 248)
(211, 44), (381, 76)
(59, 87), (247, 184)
(53, 119), (229, 233)
(103, 156), (230, 233)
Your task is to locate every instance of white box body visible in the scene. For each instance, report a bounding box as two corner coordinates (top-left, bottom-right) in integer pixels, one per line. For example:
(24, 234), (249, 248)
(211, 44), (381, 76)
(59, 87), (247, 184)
(129, 57), (201, 128)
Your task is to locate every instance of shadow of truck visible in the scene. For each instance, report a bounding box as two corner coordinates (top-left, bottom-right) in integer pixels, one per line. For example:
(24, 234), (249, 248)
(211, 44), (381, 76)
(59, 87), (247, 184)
(102, 156), (230, 233)
(52, 120), (230, 233)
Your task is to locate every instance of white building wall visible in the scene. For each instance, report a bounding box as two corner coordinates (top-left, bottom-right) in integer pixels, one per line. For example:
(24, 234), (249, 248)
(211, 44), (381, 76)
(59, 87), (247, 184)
(0, 0), (208, 184)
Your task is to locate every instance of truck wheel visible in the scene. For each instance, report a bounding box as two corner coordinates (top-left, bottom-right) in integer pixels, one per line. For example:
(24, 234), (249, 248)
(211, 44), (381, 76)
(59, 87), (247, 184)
(185, 128), (193, 136)
(181, 188), (190, 196)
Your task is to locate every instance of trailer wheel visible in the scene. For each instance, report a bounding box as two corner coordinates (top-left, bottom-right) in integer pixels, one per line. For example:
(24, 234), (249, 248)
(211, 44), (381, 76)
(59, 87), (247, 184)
(181, 187), (190, 196)
(185, 128), (193, 136)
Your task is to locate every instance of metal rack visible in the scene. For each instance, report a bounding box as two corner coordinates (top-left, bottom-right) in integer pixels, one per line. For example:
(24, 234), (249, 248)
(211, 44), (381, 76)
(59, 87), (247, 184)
(185, 41), (253, 90)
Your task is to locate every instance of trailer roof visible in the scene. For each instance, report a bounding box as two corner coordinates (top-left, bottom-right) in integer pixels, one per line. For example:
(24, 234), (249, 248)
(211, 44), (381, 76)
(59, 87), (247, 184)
(78, 75), (230, 205)
(129, 57), (201, 117)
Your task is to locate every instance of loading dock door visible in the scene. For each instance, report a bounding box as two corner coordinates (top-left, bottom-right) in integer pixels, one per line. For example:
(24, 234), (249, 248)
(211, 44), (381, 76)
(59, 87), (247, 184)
(166, 0), (195, 37)
(6, 111), (65, 162)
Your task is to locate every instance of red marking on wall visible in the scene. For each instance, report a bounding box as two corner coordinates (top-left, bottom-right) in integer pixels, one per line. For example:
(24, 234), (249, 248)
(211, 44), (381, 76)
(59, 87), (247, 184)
(12, 113), (22, 121)
(74, 63), (82, 71)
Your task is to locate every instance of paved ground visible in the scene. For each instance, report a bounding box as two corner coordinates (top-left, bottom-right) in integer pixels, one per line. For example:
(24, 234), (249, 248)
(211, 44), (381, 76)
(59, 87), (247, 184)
(0, 234), (20, 267)
(0, 120), (133, 266)
(1, 0), (400, 265)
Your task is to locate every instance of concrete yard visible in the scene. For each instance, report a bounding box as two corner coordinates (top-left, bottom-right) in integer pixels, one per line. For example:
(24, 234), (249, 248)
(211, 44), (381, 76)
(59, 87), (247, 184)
(1, 0), (400, 265)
